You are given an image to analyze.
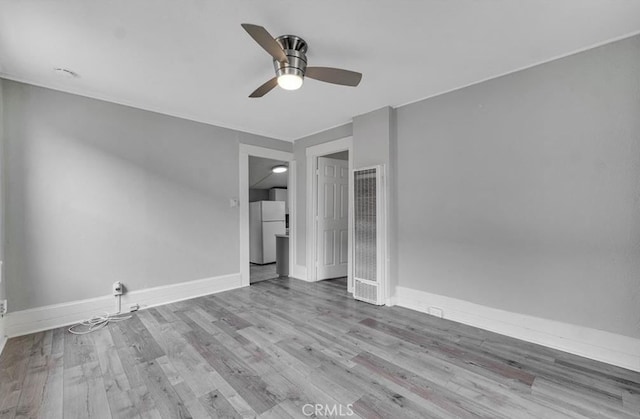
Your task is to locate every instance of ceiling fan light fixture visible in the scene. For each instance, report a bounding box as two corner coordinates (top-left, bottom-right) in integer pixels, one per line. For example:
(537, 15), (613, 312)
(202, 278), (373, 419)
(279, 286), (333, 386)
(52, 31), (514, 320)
(242, 24), (362, 98)
(277, 74), (303, 90)
(272, 165), (288, 173)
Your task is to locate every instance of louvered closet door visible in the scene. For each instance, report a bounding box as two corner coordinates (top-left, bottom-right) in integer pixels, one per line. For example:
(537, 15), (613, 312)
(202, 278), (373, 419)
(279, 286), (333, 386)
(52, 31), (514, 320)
(316, 157), (349, 280)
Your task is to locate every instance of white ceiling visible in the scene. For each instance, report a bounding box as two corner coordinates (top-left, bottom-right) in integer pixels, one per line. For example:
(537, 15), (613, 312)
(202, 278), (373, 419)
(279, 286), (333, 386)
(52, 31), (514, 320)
(249, 156), (288, 190)
(1, 1), (639, 141)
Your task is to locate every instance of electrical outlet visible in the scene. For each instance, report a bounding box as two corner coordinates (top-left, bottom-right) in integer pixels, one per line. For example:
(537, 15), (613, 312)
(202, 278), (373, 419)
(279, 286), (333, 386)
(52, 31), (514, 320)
(112, 281), (124, 296)
(0, 299), (7, 315)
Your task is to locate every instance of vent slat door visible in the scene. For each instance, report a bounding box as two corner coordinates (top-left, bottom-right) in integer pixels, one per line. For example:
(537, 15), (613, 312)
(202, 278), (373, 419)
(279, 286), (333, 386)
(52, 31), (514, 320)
(353, 167), (383, 305)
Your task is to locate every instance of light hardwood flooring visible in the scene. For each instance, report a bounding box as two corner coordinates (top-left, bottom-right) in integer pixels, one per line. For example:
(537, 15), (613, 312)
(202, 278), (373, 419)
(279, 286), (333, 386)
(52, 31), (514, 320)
(250, 263), (278, 284)
(1, 277), (639, 418)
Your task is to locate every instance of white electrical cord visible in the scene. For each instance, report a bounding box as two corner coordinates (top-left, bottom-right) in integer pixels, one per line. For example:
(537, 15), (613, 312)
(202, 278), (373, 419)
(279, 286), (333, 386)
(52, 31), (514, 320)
(68, 295), (132, 335)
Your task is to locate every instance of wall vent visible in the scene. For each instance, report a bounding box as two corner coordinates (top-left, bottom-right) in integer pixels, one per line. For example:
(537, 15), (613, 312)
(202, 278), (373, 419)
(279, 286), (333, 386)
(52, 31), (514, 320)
(352, 166), (386, 305)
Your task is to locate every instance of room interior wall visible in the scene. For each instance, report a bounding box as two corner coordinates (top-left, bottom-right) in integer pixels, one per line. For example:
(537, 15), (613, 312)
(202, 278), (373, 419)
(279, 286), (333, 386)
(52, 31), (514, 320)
(249, 189), (270, 202)
(0, 79), (5, 346)
(237, 131), (292, 153)
(292, 109), (397, 290)
(323, 151), (349, 160)
(293, 123), (352, 268)
(352, 107), (393, 169)
(1, 31), (637, 367)
(2, 80), (290, 312)
(352, 107), (397, 299)
(396, 34), (640, 339)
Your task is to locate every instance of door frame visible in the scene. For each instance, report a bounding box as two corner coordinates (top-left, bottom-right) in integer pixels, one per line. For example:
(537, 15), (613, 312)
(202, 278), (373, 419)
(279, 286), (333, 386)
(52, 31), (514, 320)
(239, 144), (294, 287)
(305, 136), (353, 291)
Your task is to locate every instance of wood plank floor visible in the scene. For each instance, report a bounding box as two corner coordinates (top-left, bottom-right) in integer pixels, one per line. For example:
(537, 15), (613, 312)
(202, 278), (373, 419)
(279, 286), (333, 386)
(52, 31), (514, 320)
(250, 263), (278, 284)
(1, 277), (639, 418)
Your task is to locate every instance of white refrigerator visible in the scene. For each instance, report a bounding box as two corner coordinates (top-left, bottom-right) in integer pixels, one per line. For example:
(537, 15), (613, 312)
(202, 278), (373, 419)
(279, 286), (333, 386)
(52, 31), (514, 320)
(249, 201), (285, 264)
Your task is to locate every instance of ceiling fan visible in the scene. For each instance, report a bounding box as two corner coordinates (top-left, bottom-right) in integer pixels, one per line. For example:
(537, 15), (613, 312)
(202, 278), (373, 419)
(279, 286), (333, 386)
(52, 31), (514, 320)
(241, 23), (363, 98)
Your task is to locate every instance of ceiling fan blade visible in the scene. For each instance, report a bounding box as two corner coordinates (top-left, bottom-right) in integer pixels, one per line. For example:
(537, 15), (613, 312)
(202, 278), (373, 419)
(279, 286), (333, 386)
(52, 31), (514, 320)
(305, 67), (362, 87)
(241, 23), (288, 63)
(249, 77), (278, 98)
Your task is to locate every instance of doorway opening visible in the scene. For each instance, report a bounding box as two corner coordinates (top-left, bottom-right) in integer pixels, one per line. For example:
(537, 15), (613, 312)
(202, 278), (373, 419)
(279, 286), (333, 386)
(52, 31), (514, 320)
(315, 151), (349, 281)
(306, 137), (353, 292)
(248, 156), (289, 284)
(239, 145), (294, 288)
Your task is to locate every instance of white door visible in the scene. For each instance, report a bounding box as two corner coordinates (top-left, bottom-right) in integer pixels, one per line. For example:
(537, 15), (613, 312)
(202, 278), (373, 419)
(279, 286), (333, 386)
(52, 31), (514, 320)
(316, 157), (349, 280)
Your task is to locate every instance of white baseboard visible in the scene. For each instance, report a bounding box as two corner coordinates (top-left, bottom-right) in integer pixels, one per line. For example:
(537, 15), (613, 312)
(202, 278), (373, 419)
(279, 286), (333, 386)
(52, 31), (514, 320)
(5, 273), (242, 338)
(292, 264), (309, 281)
(395, 287), (640, 373)
(0, 317), (6, 357)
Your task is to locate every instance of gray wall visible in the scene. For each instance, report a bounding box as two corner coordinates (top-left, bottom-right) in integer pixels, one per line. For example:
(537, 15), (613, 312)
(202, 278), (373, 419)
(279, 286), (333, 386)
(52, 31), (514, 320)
(249, 189), (269, 202)
(323, 151), (349, 161)
(353, 107), (394, 168)
(293, 123), (352, 267)
(292, 109), (398, 280)
(2, 81), (290, 311)
(0, 79), (5, 339)
(0, 79), (4, 288)
(238, 132), (292, 153)
(396, 35), (640, 338)
(352, 107), (398, 294)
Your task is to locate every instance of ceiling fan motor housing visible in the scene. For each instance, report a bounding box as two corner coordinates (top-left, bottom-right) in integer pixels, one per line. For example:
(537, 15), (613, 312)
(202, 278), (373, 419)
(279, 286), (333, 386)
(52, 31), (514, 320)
(273, 35), (308, 79)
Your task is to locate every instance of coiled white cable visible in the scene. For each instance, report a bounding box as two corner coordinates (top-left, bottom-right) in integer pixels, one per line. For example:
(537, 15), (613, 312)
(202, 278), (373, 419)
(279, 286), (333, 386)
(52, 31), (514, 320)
(68, 295), (132, 335)
(68, 312), (132, 335)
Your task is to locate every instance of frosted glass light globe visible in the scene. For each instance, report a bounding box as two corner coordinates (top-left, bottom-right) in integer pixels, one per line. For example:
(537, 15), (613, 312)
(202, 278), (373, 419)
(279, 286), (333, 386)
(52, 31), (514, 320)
(272, 165), (288, 173)
(277, 74), (303, 90)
